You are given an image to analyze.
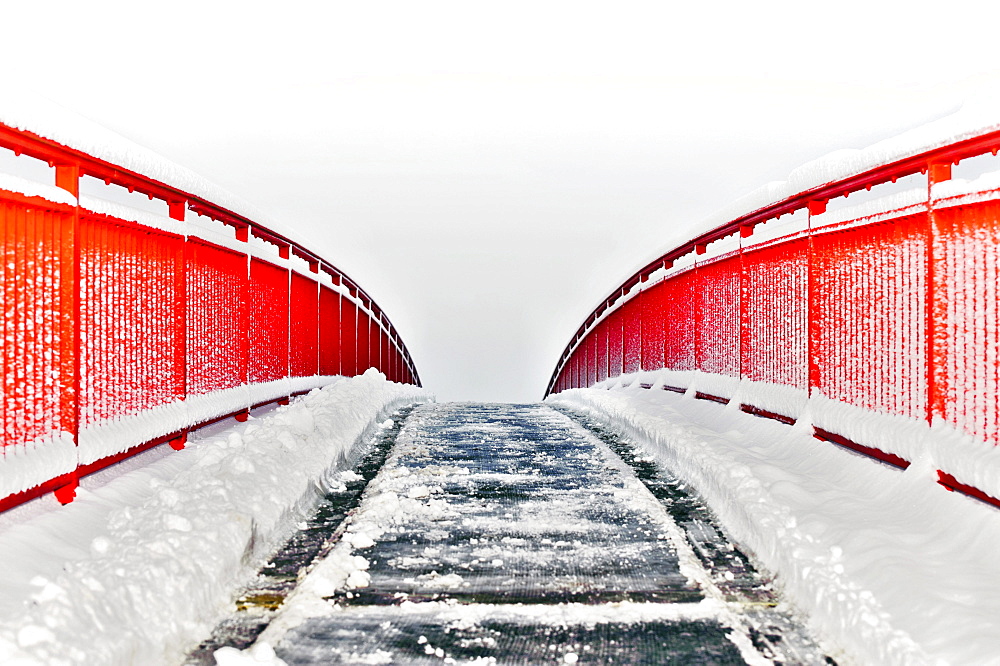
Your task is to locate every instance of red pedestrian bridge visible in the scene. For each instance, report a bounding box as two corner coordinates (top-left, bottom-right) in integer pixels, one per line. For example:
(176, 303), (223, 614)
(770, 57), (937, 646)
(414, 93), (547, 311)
(4, 103), (1000, 520)
(6, 99), (1000, 666)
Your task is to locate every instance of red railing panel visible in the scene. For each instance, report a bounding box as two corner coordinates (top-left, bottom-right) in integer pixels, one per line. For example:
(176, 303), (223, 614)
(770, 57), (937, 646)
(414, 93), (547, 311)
(584, 330), (600, 386)
(318, 285), (340, 376)
(186, 239), (249, 393)
(386, 338), (399, 382)
(290, 273), (319, 378)
(356, 311), (370, 374)
(641, 280), (666, 372)
(542, 121), (1000, 510)
(811, 215), (927, 419)
(1, 197), (76, 449)
(741, 239), (808, 387)
(622, 293), (641, 374)
(79, 214), (185, 425)
(573, 347), (583, 389)
(596, 317), (609, 382)
(0, 121), (420, 510)
(663, 269), (696, 372)
(696, 256), (741, 377)
(340, 298), (358, 377)
(934, 200), (1000, 443)
(248, 258), (290, 384)
(385, 342), (395, 383)
(368, 319), (381, 375)
(382, 326), (389, 376)
(607, 308), (623, 379)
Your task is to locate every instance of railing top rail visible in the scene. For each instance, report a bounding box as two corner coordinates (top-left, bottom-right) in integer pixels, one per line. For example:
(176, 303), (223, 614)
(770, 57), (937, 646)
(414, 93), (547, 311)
(0, 112), (412, 366)
(547, 104), (1000, 396)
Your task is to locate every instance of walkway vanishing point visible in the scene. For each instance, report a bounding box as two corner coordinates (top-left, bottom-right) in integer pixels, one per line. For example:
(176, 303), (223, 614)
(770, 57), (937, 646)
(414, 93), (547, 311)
(189, 403), (832, 665)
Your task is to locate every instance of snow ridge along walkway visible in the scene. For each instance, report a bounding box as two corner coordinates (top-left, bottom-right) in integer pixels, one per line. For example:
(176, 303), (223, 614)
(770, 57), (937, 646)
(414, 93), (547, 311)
(550, 382), (1000, 665)
(221, 403), (829, 664)
(0, 371), (427, 666)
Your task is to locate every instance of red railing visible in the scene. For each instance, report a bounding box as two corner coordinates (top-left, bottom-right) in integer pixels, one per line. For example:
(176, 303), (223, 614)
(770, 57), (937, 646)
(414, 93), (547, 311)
(547, 121), (1000, 509)
(0, 121), (419, 511)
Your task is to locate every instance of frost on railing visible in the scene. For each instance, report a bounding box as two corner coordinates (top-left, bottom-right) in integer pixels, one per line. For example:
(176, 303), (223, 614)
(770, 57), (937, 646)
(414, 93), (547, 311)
(0, 107), (419, 509)
(547, 103), (1000, 508)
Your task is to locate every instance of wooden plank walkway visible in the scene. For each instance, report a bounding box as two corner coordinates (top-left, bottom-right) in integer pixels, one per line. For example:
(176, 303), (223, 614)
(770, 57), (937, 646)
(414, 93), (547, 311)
(191, 403), (831, 665)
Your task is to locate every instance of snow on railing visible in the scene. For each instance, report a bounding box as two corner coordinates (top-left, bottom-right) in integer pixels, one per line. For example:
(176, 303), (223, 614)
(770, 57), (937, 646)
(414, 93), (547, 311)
(546, 102), (1000, 510)
(0, 109), (420, 511)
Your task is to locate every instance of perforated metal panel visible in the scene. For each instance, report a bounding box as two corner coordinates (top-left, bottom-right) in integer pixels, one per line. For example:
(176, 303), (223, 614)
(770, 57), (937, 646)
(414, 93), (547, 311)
(1, 196), (75, 448)
(79, 214), (185, 425)
(187, 239), (248, 394)
(741, 239), (807, 388)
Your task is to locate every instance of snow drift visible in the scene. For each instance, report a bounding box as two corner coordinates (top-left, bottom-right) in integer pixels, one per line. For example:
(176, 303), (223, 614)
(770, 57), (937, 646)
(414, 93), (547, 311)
(549, 380), (1000, 666)
(0, 370), (429, 666)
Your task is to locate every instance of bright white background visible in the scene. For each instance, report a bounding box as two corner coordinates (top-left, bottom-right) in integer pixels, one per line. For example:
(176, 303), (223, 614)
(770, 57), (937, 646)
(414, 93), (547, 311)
(3, 0), (999, 401)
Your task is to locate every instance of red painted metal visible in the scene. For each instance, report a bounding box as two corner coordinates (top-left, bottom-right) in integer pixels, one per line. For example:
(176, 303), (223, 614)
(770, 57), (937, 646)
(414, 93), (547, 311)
(548, 127), (1000, 397)
(694, 391), (730, 405)
(696, 255), (740, 377)
(622, 293), (642, 374)
(319, 285), (340, 376)
(369, 319), (382, 375)
(0, 121), (420, 512)
(937, 470), (1000, 510)
(1, 195), (76, 453)
(546, 121), (1000, 508)
(290, 273), (319, 377)
(389, 342), (399, 384)
(811, 215), (927, 420)
(0, 472), (77, 513)
(806, 210), (819, 396)
(741, 239), (808, 388)
(55, 165), (79, 198)
(663, 269), (696, 372)
(52, 480), (77, 505)
(79, 213), (186, 426)
(933, 199), (1000, 443)
(740, 404), (796, 426)
(595, 318), (609, 383)
(357, 310), (370, 375)
(340, 298), (358, 377)
(607, 308), (623, 379)
(813, 427), (911, 471)
(640, 279), (666, 371)
(379, 326), (388, 378)
(186, 239), (249, 393)
(248, 258), (290, 383)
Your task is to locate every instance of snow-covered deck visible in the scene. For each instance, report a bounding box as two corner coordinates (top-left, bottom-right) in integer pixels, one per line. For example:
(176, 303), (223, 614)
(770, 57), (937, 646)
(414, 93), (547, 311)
(550, 384), (1000, 665)
(2, 381), (997, 665)
(0, 372), (428, 665)
(204, 403), (828, 664)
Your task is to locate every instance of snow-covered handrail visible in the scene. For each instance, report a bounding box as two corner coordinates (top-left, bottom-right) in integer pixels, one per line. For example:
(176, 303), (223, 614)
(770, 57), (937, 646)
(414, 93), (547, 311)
(0, 116), (419, 511)
(547, 108), (1000, 510)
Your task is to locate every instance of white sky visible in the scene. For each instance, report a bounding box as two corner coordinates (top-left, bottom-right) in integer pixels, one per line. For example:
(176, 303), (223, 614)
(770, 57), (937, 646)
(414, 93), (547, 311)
(4, 0), (1000, 401)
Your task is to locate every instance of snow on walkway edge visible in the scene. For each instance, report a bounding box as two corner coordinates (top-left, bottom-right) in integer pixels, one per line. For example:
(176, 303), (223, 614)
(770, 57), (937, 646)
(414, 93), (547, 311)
(0, 370), (430, 666)
(548, 387), (1000, 666)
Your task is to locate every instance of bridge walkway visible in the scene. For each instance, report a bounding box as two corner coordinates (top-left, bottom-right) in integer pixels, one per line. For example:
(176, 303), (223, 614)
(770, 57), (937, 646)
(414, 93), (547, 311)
(193, 403), (830, 664)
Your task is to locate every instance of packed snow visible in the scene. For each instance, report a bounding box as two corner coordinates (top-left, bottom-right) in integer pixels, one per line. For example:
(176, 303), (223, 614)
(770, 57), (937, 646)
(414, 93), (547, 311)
(548, 378), (1000, 665)
(0, 370), (429, 666)
(78, 377), (343, 469)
